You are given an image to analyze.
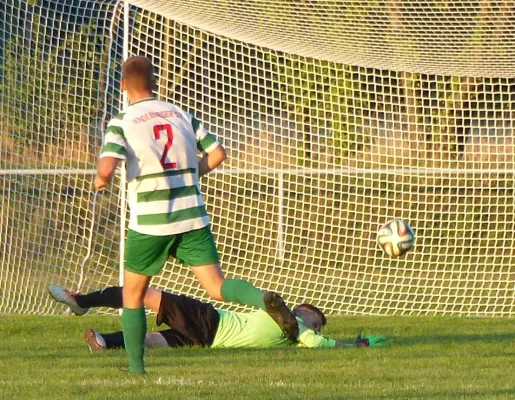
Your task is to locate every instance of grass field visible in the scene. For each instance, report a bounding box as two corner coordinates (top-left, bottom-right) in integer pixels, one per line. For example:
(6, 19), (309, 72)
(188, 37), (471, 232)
(1, 315), (514, 400)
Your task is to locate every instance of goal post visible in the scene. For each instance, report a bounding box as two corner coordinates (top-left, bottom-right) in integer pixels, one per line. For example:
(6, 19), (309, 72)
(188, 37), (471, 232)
(1, 1), (514, 316)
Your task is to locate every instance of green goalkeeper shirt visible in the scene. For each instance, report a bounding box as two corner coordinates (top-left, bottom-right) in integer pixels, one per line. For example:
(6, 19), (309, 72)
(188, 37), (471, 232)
(210, 310), (336, 348)
(211, 310), (289, 348)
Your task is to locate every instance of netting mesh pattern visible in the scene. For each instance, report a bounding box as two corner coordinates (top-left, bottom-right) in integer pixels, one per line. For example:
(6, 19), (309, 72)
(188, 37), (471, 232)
(130, 0), (515, 77)
(0, 0), (123, 314)
(1, 1), (514, 316)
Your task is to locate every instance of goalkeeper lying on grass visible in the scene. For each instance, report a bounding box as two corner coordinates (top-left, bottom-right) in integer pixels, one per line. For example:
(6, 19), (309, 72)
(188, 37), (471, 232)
(49, 284), (388, 350)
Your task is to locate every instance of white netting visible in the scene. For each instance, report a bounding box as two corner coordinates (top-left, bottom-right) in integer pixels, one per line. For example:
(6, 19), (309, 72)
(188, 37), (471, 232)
(0, 0), (124, 313)
(130, 0), (515, 78)
(1, 1), (514, 316)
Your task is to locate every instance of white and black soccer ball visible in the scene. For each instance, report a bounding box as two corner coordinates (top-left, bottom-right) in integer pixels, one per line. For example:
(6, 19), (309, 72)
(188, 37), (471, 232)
(377, 219), (415, 258)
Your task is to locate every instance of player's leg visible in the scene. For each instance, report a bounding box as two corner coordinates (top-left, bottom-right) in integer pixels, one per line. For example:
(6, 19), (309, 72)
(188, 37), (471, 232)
(83, 328), (177, 351)
(143, 287), (163, 313)
(190, 263), (264, 308)
(177, 225), (265, 308)
(122, 270), (150, 374)
(191, 264), (298, 340)
(122, 229), (176, 374)
(178, 226), (298, 340)
(49, 285), (163, 313)
(189, 263), (225, 300)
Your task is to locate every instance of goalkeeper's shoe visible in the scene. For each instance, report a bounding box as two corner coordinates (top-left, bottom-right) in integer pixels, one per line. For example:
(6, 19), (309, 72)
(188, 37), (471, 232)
(355, 331), (390, 348)
(263, 291), (299, 341)
(83, 328), (107, 352)
(48, 284), (89, 316)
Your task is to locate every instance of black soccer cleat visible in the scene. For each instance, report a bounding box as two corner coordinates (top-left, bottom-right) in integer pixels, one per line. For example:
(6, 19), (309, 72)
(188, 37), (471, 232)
(263, 291), (299, 341)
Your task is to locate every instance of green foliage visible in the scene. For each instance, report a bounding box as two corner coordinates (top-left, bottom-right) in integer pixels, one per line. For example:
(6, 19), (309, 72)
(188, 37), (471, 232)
(266, 54), (372, 164)
(0, 15), (107, 167)
(264, 51), (512, 168)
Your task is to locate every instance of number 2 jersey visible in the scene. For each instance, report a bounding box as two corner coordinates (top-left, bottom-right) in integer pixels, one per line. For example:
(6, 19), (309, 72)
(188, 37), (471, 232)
(100, 98), (220, 236)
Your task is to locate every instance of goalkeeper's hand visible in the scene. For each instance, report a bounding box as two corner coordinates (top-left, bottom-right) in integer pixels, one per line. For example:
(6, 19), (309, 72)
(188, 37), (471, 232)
(355, 331), (390, 348)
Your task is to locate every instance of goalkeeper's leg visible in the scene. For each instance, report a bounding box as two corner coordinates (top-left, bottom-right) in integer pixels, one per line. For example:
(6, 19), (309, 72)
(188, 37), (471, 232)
(76, 286), (162, 312)
(75, 286), (123, 309)
(84, 329), (173, 352)
(49, 285), (163, 313)
(48, 285), (90, 315)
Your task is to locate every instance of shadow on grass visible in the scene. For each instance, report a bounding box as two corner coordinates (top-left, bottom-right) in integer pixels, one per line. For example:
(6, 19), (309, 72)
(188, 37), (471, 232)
(147, 346), (304, 360)
(365, 388), (515, 400)
(389, 332), (514, 346)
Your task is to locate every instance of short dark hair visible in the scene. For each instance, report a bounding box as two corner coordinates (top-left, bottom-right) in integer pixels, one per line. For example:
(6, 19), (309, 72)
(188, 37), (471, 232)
(122, 56), (155, 91)
(293, 303), (327, 327)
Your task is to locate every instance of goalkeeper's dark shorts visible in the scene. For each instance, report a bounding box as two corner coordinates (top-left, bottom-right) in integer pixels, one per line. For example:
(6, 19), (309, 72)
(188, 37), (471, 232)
(156, 291), (220, 347)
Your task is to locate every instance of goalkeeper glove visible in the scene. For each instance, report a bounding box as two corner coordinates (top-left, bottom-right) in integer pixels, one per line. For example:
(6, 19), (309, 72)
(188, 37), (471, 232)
(355, 331), (389, 348)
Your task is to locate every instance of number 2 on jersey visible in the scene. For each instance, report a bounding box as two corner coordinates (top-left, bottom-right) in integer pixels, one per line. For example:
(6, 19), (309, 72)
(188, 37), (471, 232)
(153, 124), (177, 170)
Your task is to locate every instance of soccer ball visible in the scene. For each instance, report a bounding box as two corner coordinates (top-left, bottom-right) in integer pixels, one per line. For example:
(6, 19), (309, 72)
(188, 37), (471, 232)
(377, 219), (415, 257)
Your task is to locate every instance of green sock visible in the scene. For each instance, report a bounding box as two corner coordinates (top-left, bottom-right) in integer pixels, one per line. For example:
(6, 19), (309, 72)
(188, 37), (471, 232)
(220, 278), (265, 310)
(122, 307), (147, 374)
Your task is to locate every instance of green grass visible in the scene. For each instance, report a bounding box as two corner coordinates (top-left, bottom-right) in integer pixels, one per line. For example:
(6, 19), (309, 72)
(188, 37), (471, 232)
(0, 315), (514, 399)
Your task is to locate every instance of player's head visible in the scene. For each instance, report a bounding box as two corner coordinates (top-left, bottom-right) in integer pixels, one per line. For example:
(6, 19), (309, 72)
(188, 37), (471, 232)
(293, 304), (327, 334)
(121, 56), (157, 93)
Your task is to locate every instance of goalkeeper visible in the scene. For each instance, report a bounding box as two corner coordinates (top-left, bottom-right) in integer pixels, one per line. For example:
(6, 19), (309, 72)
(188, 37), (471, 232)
(49, 285), (388, 350)
(93, 56), (297, 374)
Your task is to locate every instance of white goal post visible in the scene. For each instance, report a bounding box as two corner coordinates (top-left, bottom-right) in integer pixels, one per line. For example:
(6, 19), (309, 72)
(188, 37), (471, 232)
(1, 0), (514, 316)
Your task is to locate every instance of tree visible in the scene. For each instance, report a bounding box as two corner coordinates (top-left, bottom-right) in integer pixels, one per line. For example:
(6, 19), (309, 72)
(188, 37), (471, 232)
(0, 15), (110, 168)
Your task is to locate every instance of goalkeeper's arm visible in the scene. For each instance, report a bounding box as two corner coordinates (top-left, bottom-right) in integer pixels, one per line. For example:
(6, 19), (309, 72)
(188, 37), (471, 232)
(298, 326), (388, 349)
(333, 334), (389, 348)
(334, 340), (358, 348)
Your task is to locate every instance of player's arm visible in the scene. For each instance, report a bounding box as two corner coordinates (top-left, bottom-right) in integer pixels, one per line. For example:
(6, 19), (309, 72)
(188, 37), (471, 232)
(198, 144), (226, 178)
(95, 157), (121, 190)
(191, 114), (227, 177)
(94, 121), (128, 191)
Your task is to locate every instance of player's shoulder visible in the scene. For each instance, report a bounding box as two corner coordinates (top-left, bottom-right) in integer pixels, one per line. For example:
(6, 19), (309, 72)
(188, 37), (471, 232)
(112, 111), (126, 120)
(108, 112), (126, 124)
(105, 113), (127, 134)
(137, 99), (191, 118)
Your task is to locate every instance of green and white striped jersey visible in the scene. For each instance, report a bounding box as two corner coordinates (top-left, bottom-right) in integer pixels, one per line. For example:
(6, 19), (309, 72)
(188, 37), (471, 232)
(100, 97), (220, 236)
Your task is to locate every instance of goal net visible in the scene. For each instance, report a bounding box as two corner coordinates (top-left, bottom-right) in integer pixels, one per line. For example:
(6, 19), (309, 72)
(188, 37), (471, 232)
(1, 0), (514, 316)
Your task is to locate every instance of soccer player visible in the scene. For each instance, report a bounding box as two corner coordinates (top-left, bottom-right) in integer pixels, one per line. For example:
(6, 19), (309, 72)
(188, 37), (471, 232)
(93, 56), (297, 374)
(48, 284), (388, 351)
